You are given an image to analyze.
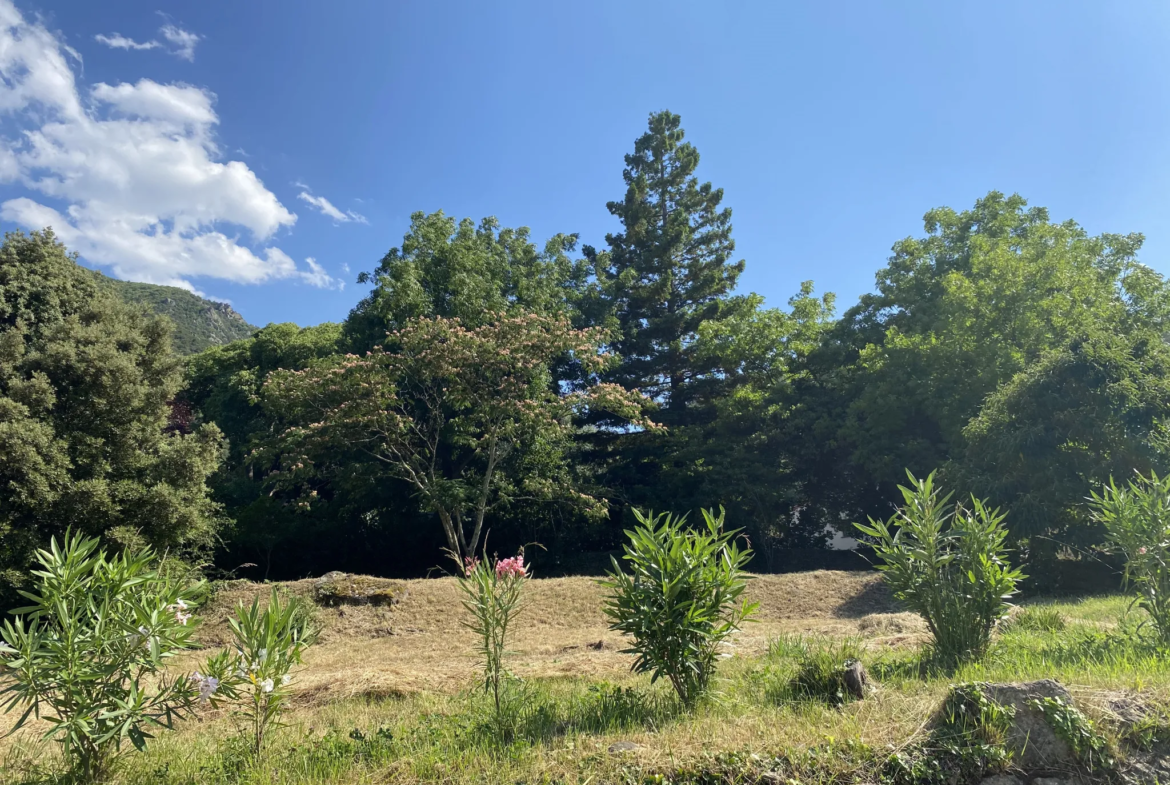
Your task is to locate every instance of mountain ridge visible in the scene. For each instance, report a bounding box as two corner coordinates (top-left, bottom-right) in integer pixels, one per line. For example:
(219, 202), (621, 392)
(86, 269), (259, 354)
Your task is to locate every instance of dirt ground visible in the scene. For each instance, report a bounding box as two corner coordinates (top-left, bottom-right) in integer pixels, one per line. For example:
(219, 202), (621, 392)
(195, 571), (923, 704)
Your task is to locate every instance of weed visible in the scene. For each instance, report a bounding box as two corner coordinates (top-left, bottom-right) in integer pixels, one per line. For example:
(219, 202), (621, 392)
(1029, 695), (1115, 772)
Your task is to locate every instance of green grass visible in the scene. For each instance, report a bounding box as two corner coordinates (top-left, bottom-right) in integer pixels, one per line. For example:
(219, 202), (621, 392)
(6, 594), (1170, 785)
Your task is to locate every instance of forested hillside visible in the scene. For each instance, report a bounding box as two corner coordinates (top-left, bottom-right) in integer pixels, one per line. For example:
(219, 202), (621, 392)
(87, 270), (259, 354)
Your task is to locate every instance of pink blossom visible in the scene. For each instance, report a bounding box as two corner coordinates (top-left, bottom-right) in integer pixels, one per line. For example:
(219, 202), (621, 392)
(495, 555), (528, 579)
(1139, 546), (1148, 555)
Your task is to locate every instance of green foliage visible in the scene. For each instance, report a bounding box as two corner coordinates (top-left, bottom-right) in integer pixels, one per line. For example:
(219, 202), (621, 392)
(260, 312), (653, 561)
(883, 684), (1015, 785)
(1029, 695), (1115, 772)
(183, 321), (347, 578)
(347, 210), (603, 349)
(0, 230), (226, 603)
(957, 330), (1170, 555)
(0, 532), (209, 781)
(601, 507), (757, 707)
(1090, 471), (1170, 643)
(456, 551), (529, 741)
(1002, 606), (1067, 634)
(202, 589), (317, 756)
(87, 270), (258, 355)
(789, 192), (1170, 551)
(855, 471), (1024, 666)
(593, 111), (751, 424)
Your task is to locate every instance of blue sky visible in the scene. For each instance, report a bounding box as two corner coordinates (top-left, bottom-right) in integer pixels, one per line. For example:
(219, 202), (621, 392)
(2, 1), (1169, 328)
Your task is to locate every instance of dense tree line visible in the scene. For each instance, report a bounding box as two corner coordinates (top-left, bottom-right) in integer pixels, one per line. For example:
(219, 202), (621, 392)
(4, 110), (1170, 591)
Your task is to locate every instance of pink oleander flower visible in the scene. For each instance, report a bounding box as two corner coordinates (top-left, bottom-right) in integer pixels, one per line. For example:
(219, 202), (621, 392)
(463, 556), (481, 576)
(1139, 546), (1148, 555)
(495, 555), (528, 579)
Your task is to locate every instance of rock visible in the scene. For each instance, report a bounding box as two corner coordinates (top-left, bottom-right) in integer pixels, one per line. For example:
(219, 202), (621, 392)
(1031, 778), (1068, 785)
(979, 775), (1023, 785)
(313, 574), (401, 607)
(843, 660), (870, 699)
(980, 680), (1077, 771)
(1121, 751), (1170, 785)
(607, 741), (641, 754)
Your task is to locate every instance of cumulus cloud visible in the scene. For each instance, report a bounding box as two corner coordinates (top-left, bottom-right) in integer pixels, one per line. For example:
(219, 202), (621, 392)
(297, 187), (368, 225)
(94, 33), (159, 51)
(0, 0), (340, 291)
(94, 21), (201, 61)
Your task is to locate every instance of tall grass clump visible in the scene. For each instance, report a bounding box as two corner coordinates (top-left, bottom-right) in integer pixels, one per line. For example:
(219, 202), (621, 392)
(0, 533), (217, 782)
(602, 507), (757, 707)
(855, 470), (1024, 667)
(1090, 471), (1170, 643)
(781, 636), (868, 706)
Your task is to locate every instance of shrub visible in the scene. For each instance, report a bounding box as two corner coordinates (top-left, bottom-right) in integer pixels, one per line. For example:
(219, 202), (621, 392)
(601, 507), (757, 707)
(0, 533), (214, 782)
(199, 589), (316, 756)
(457, 550), (529, 740)
(854, 471), (1024, 666)
(1089, 471), (1170, 643)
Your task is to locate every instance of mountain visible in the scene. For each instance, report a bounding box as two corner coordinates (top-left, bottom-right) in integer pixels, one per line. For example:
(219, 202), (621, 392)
(87, 270), (259, 355)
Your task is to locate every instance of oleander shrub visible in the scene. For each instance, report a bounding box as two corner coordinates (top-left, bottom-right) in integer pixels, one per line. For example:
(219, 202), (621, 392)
(0, 533), (216, 782)
(601, 507), (757, 707)
(1089, 471), (1170, 643)
(855, 471), (1024, 666)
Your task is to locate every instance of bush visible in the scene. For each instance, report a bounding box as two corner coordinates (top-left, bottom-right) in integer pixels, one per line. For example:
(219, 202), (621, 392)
(457, 550), (529, 740)
(1089, 471), (1170, 643)
(201, 589), (317, 756)
(0, 533), (213, 782)
(854, 471), (1024, 666)
(601, 507), (757, 707)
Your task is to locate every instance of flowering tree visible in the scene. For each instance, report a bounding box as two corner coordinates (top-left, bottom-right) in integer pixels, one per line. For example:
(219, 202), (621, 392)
(260, 312), (654, 561)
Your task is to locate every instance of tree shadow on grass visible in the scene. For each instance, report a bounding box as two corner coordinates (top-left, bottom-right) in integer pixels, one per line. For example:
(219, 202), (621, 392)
(832, 578), (899, 618)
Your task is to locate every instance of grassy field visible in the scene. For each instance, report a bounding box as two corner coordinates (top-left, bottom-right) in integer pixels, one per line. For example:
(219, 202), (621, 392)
(2, 572), (1166, 785)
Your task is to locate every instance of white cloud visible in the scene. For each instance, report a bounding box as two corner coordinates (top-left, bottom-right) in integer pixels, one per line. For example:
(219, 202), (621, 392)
(0, 0), (340, 291)
(297, 187), (368, 225)
(94, 22), (201, 61)
(159, 24), (199, 62)
(301, 257), (344, 290)
(94, 33), (159, 51)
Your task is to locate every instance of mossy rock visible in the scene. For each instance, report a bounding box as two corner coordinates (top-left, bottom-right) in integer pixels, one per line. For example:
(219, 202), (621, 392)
(313, 573), (402, 607)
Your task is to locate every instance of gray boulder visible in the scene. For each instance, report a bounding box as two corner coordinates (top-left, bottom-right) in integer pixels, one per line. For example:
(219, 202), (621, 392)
(980, 680), (1077, 771)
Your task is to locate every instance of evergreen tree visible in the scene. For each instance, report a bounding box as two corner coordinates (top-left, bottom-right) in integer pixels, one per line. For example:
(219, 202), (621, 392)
(0, 230), (226, 603)
(593, 110), (749, 425)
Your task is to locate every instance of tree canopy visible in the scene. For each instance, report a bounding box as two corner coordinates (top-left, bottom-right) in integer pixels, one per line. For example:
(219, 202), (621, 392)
(0, 230), (225, 600)
(7, 113), (1170, 585)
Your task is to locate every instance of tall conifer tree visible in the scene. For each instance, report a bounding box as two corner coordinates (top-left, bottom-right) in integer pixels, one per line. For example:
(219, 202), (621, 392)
(594, 110), (748, 425)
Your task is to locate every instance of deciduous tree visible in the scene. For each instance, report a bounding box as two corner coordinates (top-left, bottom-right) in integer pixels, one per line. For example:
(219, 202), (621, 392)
(260, 312), (653, 561)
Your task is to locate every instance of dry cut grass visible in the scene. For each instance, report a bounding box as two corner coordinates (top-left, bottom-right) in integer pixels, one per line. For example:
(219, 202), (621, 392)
(192, 571), (923, 703)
